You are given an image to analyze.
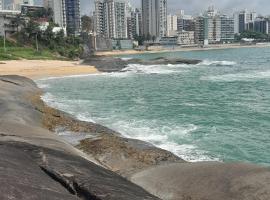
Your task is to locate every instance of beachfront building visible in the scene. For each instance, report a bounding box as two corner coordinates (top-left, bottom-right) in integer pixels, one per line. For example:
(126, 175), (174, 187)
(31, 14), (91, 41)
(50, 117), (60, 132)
(177, 31), (195, 45)
(195, 7), (235, 45)
(238, 10), (257, 33)
(167, 14), (177, 36)
(220, 15), (235, 42)
(44, 0), (67, 33)
(129, 8), (142, 38)
(141, 0), (167, 39)
(94, 0), (128, 39)
(246, 17), (269, 34)
(65, 0), (81, 36)
(194, 16), (207, 45)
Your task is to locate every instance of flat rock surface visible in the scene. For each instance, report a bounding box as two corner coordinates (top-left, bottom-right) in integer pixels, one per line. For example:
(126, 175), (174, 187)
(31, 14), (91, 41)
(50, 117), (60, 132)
(131, 162), (270, 200)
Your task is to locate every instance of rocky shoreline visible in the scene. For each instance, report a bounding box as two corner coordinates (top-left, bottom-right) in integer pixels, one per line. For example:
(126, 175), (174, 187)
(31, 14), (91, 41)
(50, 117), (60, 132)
(1, 75), (270, 200)
(83, 56), (202, 72)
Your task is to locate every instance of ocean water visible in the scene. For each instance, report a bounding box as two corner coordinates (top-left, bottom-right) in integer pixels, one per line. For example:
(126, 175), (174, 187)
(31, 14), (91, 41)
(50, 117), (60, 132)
(37, 47), (270, 165)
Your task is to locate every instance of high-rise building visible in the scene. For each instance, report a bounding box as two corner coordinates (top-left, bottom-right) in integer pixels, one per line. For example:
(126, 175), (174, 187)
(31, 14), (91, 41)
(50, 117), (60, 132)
(245, 16), (270, 34)
(0, 0), (3, 10)
(94, 0), (128, 39)
(195, 16), (208, 45)
(167, 14), (177, 36)
(44, 0), (66, 31)
(141, 0), (167, 38)
(130, 8), (142, 38)
(238, 10), (256, 33)
(253, 17), (269, 34)
(65, 0), (81, 35)
(220, 15), (235, 42)
(177, 12), (195, 32)
(195, 7), (234, 45)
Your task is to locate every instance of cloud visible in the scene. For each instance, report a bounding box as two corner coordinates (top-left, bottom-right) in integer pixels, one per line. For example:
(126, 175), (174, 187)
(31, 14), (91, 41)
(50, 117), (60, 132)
(81, 0), (269, 16)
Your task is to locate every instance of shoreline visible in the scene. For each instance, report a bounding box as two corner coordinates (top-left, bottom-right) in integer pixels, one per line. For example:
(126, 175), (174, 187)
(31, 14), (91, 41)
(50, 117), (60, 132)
(2, 75), (270, 200)
(95, 43), (270, 56)
(0, 59), (99, 79)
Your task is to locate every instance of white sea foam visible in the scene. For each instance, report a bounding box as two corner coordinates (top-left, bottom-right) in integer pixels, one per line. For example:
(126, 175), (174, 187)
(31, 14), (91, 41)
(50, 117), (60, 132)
(121, 64), (187, 75)
(120, 57), (133, 61)
(198, 60), (237, 66)
(109, 119), (218, 162)
(202, 70), (270, 82)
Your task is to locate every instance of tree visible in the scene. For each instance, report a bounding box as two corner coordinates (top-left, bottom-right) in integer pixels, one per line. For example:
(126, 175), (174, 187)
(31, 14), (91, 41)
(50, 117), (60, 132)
(81, 15), (93, 33)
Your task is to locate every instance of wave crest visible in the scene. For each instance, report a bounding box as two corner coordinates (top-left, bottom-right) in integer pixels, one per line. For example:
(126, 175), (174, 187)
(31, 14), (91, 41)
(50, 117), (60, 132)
(199, 60), (237, 66)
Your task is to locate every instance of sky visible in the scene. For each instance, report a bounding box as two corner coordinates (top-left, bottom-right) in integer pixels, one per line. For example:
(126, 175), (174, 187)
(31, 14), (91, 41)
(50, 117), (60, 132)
(80, 0), (270, 16)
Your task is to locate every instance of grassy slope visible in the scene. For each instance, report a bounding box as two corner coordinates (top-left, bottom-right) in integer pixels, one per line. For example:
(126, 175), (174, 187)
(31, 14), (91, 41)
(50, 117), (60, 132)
(0, 38), (63, 61)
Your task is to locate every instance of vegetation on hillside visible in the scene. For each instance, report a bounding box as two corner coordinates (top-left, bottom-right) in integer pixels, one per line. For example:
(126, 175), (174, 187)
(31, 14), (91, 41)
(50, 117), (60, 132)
(0, 8), (85, 61)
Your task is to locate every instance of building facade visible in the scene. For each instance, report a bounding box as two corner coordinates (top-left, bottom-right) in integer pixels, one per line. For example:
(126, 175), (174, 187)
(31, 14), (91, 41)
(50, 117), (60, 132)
(44, 0), (66, 31)
(65, 0), (81, 35)
(220, 15), (234, 42)
(167, 14), (177, 36)
(238, 10), (256, 33)
(177, 31), (195, 45)
(94, 0), (128, 39)
(141, 0), (167, 38)
(248, 17), (270, 34)
(130, 8), (142, 37)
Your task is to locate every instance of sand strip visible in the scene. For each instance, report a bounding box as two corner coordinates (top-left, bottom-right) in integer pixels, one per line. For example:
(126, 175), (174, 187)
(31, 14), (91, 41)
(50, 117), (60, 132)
(0, 60), (99, 80)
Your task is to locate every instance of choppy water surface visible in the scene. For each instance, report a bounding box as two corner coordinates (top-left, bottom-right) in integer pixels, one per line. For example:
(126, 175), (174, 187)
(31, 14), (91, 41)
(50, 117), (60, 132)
(38, 47), (270, 165)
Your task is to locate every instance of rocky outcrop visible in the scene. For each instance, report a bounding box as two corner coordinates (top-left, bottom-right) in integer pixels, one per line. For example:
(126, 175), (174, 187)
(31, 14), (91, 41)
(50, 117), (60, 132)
(2, 75), (270, 200)
(0, 75), (160, 200)
(83, 56), (201, 72)
(131, 162), (270, 200)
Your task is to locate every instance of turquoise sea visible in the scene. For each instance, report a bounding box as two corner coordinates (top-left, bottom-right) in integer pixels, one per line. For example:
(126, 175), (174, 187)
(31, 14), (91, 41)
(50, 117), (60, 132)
(38, 47), (270, 165)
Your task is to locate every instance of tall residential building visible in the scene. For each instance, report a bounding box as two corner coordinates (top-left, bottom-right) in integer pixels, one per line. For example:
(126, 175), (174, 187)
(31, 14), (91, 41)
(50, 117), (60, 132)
(177, 12), (195, 32)
(167, 14), (177, 36)
(141, 0), (167, 38)
(195, 7), (234, 45)
(220, 15), (235, 42)
(233, 12), (239, 34)
(44, 0), (66, 30)
(94, 0), (128, 39)
(65, 0), (81, 35)
(249, 17), (269, 34)
(0, 0), (2, 10)
(195, 16), (208, 45)
(130, 8), (142, 38)
(238, 10), (257, 33)
(131, 8), (142, 36)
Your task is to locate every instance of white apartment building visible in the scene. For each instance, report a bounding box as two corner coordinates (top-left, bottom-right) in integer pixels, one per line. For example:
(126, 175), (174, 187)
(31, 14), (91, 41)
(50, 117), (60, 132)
(141, 0), (167, 38)
(167, 14), (177, 36)
(0, 10), (21, 36)
(44, 0), (66, 30)
(95, 0), (128, 39)
(177, 31), (195, 45)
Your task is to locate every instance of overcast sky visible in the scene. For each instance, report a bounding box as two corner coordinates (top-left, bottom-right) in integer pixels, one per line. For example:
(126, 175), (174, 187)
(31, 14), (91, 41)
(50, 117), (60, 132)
(80, 0), (269, 16)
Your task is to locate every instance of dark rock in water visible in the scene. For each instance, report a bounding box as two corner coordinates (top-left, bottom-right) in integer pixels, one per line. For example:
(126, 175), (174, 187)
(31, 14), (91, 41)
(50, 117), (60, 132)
(83, 56), (201, 72)
(77, 134), (183, 177)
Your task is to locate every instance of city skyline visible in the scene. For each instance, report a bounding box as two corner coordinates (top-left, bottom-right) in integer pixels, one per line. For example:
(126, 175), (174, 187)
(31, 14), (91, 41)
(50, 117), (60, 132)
(81, 0), (270, 16)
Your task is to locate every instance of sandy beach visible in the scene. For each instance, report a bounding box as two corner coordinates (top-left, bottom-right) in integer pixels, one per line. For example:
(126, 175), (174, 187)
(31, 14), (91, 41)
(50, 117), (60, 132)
(0, 60), (99, 80)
